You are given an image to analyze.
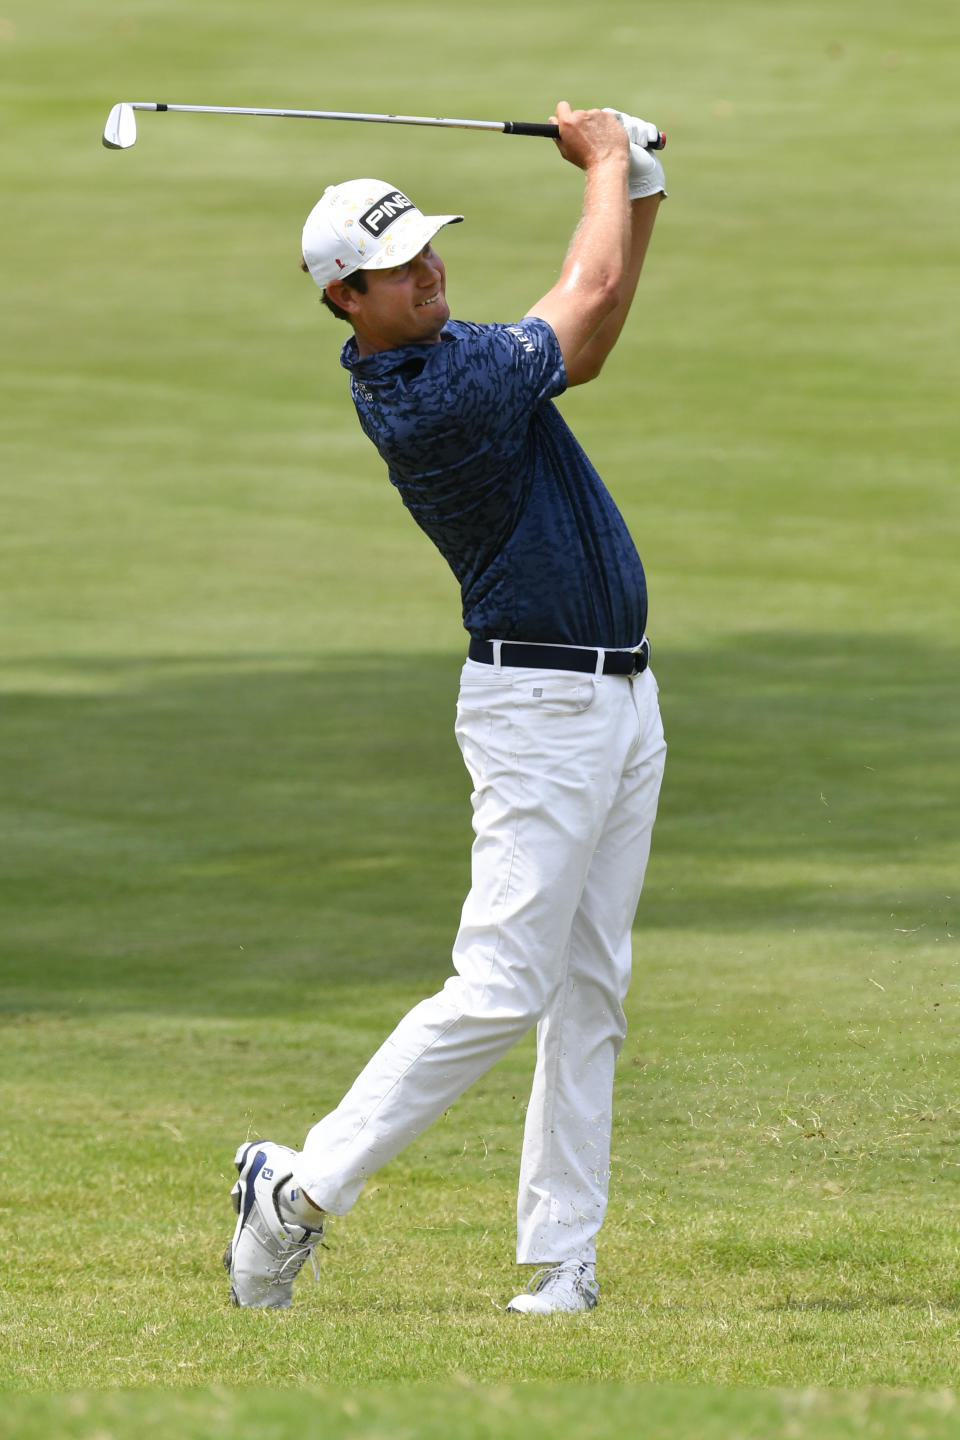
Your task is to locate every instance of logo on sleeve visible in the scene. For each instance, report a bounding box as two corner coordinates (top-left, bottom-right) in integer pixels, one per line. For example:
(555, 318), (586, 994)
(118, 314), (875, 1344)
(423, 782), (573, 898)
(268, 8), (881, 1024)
(359, 191), (415, 237)
(506, 324), (537, 355)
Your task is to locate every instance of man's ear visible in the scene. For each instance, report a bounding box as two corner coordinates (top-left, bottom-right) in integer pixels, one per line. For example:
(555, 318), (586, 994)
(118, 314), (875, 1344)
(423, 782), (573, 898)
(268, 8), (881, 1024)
(324, 279), (362, 314)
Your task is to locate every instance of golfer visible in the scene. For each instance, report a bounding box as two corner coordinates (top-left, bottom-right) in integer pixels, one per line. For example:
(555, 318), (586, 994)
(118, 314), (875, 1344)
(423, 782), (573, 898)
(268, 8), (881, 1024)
(225, 102), (668, 1315)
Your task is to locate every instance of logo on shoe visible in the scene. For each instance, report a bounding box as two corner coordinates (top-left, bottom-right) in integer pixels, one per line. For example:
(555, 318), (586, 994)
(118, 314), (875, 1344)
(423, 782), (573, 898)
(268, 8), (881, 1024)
(262, 1167), (274, 1180)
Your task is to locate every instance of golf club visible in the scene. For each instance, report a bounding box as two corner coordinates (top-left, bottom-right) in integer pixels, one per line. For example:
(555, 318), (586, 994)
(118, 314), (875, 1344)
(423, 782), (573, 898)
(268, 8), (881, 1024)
(102, 101), (666, 151)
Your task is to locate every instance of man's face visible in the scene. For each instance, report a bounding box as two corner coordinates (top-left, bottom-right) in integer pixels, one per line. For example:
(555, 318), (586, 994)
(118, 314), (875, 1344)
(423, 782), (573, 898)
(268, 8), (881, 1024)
(329, 244), (449, 355)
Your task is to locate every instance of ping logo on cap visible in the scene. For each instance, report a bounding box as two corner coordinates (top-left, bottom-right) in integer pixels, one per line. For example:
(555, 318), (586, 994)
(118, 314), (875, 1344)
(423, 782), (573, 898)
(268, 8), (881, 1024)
(359, 190), (415, 237)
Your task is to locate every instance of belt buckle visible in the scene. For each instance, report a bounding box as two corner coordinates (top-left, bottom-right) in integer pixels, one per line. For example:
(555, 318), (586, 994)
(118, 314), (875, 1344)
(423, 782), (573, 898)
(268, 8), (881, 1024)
(630, 638), (649, 675)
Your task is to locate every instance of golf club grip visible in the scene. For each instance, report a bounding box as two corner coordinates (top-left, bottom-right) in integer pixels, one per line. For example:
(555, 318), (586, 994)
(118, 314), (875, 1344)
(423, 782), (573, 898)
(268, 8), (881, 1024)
(503, 121), (561, 138)
(504, 120), (666, 149)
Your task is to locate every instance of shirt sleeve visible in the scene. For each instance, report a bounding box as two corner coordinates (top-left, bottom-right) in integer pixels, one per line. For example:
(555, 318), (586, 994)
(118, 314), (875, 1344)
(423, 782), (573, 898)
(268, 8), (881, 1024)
(366, 318), (568, 497)
(455, 316), (567, 419)
(405, 318), (566, 467)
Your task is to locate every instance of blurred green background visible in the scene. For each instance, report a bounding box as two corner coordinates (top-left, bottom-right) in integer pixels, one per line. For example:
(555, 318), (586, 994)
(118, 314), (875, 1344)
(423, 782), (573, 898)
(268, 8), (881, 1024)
(2, 0), (959, 1430)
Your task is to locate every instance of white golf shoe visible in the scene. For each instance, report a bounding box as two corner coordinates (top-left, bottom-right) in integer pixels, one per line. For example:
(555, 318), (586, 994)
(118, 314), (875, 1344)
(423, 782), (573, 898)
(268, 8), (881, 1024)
(506, 1261), (600, 1314)
(223, 1140), (327, 1308)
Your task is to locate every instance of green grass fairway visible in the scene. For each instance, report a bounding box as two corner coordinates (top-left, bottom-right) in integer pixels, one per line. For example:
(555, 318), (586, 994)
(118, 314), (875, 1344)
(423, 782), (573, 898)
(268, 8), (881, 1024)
(2, 0), (958, 1434)
(5, 1384), (960, 1440)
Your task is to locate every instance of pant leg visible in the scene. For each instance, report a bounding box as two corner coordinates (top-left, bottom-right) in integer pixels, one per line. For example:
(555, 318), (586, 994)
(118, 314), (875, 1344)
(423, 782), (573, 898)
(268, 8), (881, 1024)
(294, 661), (617, 1214)
(516, 668), (666, 1263)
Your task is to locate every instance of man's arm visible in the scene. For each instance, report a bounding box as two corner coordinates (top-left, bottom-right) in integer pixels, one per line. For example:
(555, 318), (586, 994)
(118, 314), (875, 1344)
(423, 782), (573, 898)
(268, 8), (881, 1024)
(526, 104), (663, 388)
(560, 193), (661, 386)
(524, 104), (632, 375)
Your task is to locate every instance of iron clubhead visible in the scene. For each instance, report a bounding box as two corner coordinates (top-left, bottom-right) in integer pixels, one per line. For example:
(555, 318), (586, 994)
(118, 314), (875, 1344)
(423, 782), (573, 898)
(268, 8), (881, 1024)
(103, 102), (137, 149)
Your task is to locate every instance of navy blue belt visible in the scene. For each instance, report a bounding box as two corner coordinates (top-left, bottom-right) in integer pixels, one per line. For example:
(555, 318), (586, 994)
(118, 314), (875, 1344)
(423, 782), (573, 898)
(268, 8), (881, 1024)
(468, 636), (650, 677)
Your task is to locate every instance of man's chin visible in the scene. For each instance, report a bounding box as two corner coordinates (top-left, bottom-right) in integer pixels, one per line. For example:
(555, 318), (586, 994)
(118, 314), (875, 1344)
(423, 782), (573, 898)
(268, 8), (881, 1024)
(417, 303), (449, 339)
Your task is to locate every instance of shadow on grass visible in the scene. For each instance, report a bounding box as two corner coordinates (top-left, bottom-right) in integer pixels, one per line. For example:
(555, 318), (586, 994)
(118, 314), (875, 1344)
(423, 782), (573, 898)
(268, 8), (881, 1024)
(1, 632), (955, 1016)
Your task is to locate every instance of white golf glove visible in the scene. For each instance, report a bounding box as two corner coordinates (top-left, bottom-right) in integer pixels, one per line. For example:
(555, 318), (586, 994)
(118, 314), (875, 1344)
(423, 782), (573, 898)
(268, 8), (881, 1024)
(604, 108), (667, 199)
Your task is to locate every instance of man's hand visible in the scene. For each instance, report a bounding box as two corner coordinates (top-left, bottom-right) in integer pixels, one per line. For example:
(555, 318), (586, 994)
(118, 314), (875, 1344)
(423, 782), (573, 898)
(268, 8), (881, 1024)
(604, 108), (668, 199)
(550, 101), (629, 173)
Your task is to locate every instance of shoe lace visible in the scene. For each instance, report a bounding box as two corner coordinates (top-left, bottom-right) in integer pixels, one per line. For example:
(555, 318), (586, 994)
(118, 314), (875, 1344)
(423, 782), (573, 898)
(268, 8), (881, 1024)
(274, 1229), (327, 1285)
(527, 1262), (593, 1297)
(527, 1264), (566, 1294)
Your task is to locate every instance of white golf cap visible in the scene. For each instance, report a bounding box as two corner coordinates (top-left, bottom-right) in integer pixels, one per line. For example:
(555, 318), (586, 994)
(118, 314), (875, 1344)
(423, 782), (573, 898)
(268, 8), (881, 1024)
(301, 178), (463, 289)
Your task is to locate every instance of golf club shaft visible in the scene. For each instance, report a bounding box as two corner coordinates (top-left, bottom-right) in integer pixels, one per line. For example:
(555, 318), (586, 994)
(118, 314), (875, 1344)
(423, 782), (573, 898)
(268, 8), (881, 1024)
(119, 102), (666, 148)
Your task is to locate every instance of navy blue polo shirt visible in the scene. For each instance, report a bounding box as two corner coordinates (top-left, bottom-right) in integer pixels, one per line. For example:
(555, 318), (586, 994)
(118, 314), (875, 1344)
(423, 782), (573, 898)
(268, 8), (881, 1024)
(341, 316), (647, 647)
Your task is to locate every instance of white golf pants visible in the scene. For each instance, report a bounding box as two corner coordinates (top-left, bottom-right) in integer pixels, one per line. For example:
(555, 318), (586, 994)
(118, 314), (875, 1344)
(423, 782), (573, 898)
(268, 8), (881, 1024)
(296, 658), (666, 1264)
